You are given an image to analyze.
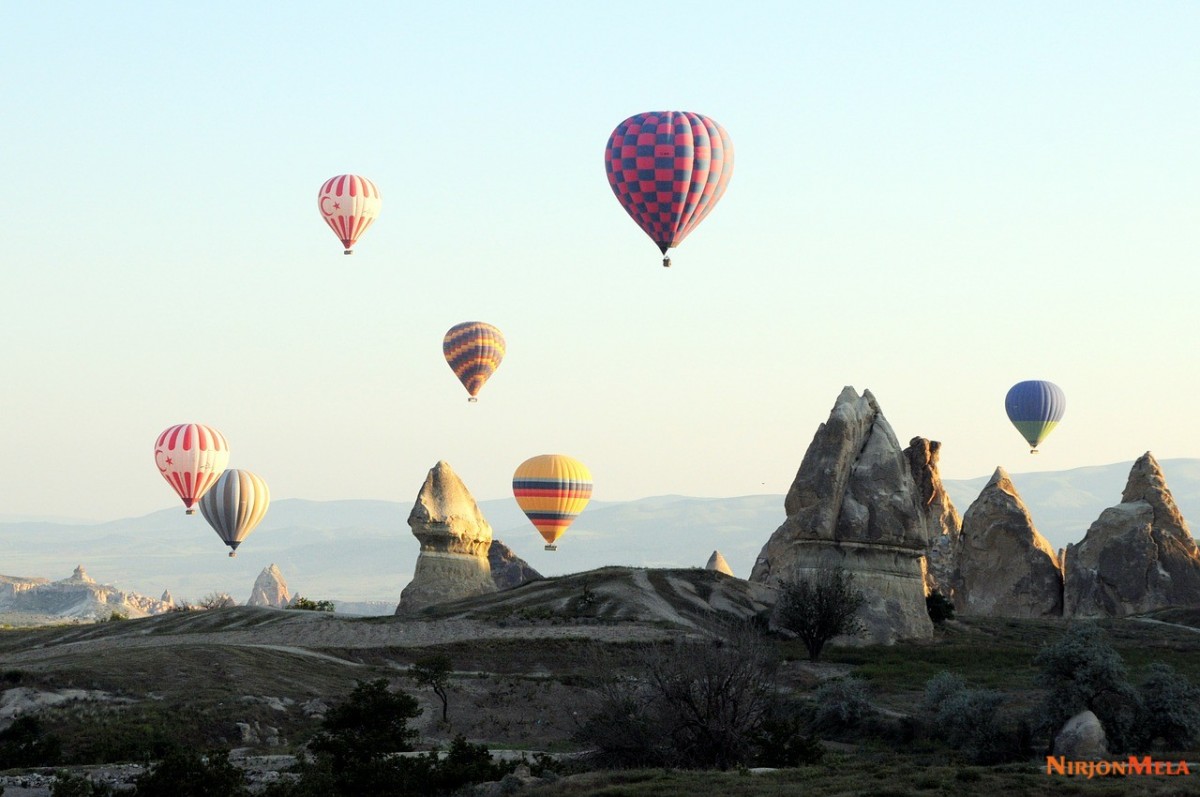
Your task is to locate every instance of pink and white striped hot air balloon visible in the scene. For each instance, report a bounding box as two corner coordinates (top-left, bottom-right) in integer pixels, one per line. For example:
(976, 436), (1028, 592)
(153, 424), (230, 514)
(317, 174), (381, 254)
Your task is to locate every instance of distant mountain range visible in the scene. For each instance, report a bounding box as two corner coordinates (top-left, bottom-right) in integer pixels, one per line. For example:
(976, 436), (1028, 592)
(1, 458), (1196, 606)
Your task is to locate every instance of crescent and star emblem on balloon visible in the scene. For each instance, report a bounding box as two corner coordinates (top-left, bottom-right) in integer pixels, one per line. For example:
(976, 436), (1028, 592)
(319, 196), (336, 216)
(154, 449), (168, 473)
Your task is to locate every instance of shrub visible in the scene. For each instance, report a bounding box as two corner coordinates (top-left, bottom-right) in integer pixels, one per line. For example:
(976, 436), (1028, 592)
(920, 671), (1026, 764)
(920, 671), (966, 715)
(51, 771), (116, 796)
(197, 593), (236, 610)
(926, 591), (955, 624)
(1034, 623), (1140, 752)
(129, 747), (249, 796)
(772, 567), (866, 662)
(574, 622), (779, 769)
(752, 706), (824, 767)
(0, 715), (62, 768)
(811, 677), (875, 732)
(1136, 662), (1200, 750)
(288, 596), (335, 612)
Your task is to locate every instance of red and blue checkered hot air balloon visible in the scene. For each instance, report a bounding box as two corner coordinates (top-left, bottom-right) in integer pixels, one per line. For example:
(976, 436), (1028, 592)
(1005, 380), (1066, 453)
(605, 111), (734, 267)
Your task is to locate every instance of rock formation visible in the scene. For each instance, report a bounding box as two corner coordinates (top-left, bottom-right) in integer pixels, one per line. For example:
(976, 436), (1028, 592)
(488, 539), (543, 590)
(750, 387), (933, 643)
(1053, 710), (1108, 760)
(954, 468), (1063, 617)
(160, 590), (175, 607)
(395, 461), (498, 615)
(0, 567), (173, 622)
(705, 550), (734, 576)
(1064, 452), (1200, 617)
(246, 564), (291, 608)
(904, 437), (962, 597)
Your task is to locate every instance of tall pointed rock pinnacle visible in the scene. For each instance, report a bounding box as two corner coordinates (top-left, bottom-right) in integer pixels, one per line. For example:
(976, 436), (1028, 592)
(395, 461), (497, 615)
(955, 467), (1063, 617)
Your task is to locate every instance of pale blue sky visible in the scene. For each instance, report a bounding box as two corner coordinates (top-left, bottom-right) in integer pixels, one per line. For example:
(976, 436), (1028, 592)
(2, 1), (1199, 521)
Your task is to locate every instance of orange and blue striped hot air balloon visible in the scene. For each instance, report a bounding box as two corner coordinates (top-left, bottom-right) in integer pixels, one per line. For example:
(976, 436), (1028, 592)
(317, 174), (381, 254)
(605, 111), (734, 267)
(512, 454), (592, 551)
(443, 322), (505, 402)
(1005, 380), (1066, 453)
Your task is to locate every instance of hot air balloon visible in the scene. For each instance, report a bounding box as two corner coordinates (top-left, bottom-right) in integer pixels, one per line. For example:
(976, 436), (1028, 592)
(512, 454), (592, 551)
(153, 424), (230, 514)
(1005, 380), (1066, 453)
(443, 322), (505, 402)
(604, 111), (734, 267)
(198, 469), (270, 557)
(317, 174), (381, 254)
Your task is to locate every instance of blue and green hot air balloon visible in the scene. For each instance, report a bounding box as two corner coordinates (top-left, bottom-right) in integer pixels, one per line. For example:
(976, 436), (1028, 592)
(1005, 380), (1065, 453)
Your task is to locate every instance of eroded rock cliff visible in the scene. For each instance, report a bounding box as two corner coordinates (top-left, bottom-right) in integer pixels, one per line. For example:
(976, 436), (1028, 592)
(750, 387), (933, 643)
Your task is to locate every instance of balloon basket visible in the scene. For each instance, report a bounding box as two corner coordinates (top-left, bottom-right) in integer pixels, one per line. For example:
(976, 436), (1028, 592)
(185, 508), (196, 515)
(1030, 449), (1039, 455)
(343, 249), (353, 255)
(662, 256), (671, 268)
(467, 397), (478, 403)
(228, 551), (237, 558)
(544, 544), (557, 552)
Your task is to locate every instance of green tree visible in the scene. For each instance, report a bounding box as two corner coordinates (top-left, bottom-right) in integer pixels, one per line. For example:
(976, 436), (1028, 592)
(129, 747), (248, 797)
(409, 654), (453, 723)
(0, 716), (62, 769)
(288, 596), (335, 612)
(1034, 623), (1141, 752)
(1136, 662), (1200, 750)
(772, 566), (866, 662)
(309, 679), (421, 772)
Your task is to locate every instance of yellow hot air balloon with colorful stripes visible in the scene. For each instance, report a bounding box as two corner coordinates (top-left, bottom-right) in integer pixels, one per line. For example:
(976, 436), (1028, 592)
(512, 454), (592, 551)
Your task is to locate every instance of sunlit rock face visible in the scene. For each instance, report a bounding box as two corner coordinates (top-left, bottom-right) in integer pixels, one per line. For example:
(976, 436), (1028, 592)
(706, 550), (734, 577)
(750, 387), (933, 644)
(905, 437), (962, 598)
(488, 539), (542, 590)
(395, 461), (497, 615)
(954, 467), (1063, 618)
(247, 564), (291, 608)
(1064, 452), (1200, 617)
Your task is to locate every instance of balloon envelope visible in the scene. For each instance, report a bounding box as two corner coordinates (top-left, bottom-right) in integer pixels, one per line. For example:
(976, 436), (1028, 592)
(1005, 380), (1066, 451)
(154, 424), (230, 513)
(604, 111), (734, 264)
(512, 454), (593, 549)
(443, 322), (505, 401)
(318, 174), (381, 254)
(198, 469), (270, 556)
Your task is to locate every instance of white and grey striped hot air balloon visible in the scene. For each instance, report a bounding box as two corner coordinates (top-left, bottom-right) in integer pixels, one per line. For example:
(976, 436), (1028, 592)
(198, 469), (270, 557)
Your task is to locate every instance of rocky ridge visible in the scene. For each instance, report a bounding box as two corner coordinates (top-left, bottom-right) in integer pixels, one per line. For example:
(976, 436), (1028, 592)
(0, 566), (173, 622)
